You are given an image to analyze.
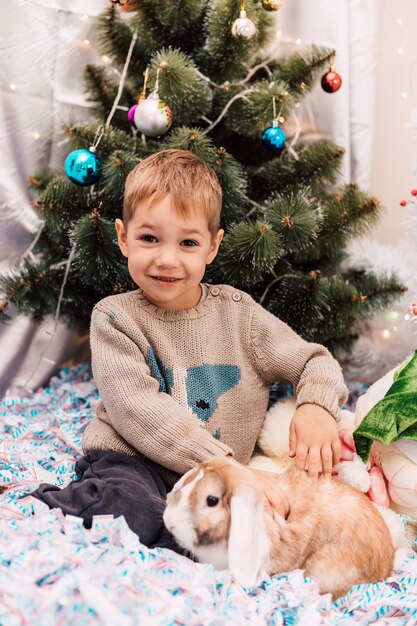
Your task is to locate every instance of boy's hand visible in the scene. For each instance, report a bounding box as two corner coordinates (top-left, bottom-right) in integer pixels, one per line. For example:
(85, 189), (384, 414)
(249, 467), (290, 521)
(289, 404), (340, 478)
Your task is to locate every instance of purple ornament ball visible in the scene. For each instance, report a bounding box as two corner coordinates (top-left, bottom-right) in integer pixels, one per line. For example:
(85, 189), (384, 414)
(128, 105), (138, 127)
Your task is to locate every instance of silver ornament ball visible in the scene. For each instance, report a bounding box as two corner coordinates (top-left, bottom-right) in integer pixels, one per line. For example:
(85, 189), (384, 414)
(231, 10), (257, 39)
(133, 90), (172, 138)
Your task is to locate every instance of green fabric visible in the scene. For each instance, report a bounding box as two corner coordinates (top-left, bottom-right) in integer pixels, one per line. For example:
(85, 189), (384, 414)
(353, 350), (417, 462)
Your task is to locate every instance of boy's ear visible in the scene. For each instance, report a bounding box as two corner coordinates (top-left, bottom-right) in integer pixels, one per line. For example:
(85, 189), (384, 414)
(115, 218), (128, 257)
(207, 229), (224, 265)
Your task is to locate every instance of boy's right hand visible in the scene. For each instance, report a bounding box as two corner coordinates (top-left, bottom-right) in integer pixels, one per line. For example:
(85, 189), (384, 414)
(249, 467), (290, 521)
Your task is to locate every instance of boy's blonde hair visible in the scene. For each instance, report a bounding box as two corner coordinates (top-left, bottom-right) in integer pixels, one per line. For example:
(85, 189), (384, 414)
(123, 150), (222, 236)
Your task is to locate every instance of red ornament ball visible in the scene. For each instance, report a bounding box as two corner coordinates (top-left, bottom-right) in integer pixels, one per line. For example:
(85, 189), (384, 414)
(400, 200), (407, 206)
(412, 303), (417, 316)
(411, 189), (417, 196)
(321, 70), (342, 93)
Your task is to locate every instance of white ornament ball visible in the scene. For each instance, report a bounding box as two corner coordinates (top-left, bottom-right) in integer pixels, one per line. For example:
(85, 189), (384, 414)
(133, 90), (172, 138)
(231, 10), (256, 39)
(381, 447), (417, 508)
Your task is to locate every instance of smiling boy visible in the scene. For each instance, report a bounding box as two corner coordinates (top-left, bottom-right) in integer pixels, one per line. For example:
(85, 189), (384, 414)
(115, 193), (223, 311)
(32, 150), (348, 551)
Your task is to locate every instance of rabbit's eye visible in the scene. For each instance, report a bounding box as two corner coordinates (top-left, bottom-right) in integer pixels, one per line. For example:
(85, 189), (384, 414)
(206, 495), (219, 507)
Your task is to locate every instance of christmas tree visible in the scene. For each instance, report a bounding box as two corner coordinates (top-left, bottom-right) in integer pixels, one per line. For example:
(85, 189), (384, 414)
(0, 0), (406, 356)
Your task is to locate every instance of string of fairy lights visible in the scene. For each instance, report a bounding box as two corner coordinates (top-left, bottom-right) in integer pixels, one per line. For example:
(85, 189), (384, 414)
(2, 1), (416, 392)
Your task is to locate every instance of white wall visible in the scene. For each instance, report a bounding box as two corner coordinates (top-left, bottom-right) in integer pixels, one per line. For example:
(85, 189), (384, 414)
(371, 0), (417, 244)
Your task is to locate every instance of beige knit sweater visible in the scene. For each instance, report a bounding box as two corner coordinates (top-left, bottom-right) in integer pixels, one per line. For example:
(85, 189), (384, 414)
(83, 284), (348, 487)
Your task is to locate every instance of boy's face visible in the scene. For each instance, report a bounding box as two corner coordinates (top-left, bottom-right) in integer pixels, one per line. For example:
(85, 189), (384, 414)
(115, 194), (223, 310)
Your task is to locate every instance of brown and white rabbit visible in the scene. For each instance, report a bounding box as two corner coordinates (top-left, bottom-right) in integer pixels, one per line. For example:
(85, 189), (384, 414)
(163, 456), (394, 598)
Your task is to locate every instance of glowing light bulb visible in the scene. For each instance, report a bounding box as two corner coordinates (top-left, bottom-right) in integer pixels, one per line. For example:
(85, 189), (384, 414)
(33, 132), (40, 139)
(404, 313), (411, 320)
(398, 47), (404, 55)
(393, 326), (398, 332)
(385, 310), (399, 322)
(296, 38), (302, 45)
(276, 30), (282, 38)
(382, 329), (391, 339)
(102, 55), (112, 64)
(402, 92), (408, 99)
(10, 83), (17, 90)
(83, 39), (91, 46)
(397, 18), (403, 25)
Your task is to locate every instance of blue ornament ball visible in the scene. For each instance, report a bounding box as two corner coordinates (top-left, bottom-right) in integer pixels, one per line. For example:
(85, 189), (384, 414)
(261, 125), (286, 150)
(64, 149), (102, 186)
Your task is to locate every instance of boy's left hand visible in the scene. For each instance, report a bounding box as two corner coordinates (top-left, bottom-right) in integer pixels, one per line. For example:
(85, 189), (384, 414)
(289, 404), (341, 478)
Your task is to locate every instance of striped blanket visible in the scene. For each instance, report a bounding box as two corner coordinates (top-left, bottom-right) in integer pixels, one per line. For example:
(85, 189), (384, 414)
(1, 364), (416, 625)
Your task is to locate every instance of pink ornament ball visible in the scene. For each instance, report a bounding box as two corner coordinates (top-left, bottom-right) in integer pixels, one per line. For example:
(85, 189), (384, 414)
(128, 105), (138, 126)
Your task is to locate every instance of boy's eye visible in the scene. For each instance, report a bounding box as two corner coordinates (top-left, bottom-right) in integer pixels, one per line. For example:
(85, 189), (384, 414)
(181, 239), (198, 247)
(139, 235), (157, 243)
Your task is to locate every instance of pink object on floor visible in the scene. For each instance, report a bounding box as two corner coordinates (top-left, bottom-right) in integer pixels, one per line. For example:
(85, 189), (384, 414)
(338, 429), (356, 462)
(367, 465), (390, 508)
(335, 430), (391, 507)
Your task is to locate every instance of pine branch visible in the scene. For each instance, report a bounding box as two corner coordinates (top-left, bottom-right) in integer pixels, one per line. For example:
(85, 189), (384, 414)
(203, 0), (273, 81)
(343, 269), (408, 315)
(274, 45), (335, 97)
(215, 220), (282, 285)
(71, 209), (130, 290)
(63, 122), (138, 158)
(307, 185), (382, 263)
(212, 147), (247, 227)
(149, 48), (213, 124)
(264, 187), (321, 253)
(28, 168), (55, 195)
(252, 140), (345, 198)
(33, 177), (91, 231)
(95, 6), (152, 74)
(0, 259), (63, 322)
(164, 126), (218, 164)
(83, 64), (136, 129)
(100, 149), (139, 209)
(135, 0), (207, 44)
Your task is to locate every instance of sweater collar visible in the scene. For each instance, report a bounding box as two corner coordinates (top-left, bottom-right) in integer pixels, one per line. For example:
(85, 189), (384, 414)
(134, 284), (219, 320)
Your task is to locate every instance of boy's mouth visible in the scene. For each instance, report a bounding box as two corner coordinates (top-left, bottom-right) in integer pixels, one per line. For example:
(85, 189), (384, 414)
(149, 275), (180, 284)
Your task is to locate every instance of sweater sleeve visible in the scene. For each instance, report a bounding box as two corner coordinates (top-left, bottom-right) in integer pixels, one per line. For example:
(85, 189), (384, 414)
(250, 303), (348, 420)
(90, 306), (233, 474)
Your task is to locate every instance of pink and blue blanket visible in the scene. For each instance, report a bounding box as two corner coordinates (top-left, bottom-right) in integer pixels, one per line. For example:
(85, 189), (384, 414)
(1, 364), (417, 625)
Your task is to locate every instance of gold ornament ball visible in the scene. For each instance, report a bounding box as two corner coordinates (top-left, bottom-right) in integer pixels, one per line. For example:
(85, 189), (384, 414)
(261, 0), (282, 10)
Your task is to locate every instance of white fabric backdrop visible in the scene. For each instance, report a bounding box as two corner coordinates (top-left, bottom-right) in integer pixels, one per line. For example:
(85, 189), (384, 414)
(277, 0), (377, 188)
(0, 0), (377, 396)
(0, 0), (105, 397)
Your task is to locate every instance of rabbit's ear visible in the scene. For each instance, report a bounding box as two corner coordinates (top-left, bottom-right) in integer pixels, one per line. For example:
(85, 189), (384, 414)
(228, 493), (269, 588)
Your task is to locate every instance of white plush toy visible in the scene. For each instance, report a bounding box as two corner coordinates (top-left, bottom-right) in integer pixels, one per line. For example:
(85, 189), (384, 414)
(249, 398), (371, 493)
(250, 353), (417, 518)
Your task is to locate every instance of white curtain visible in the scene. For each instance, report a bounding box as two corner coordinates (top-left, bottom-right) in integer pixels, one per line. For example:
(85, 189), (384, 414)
(0, 0), (105, 397)
(0, 0), (378, 396)
(276, 0), (377, 188)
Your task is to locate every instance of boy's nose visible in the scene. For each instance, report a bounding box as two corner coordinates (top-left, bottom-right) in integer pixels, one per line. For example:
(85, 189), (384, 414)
(155, 247), (179, 268)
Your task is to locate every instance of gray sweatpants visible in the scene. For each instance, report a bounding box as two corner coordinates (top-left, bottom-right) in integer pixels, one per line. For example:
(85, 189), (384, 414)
(31, 450), (191, 557)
